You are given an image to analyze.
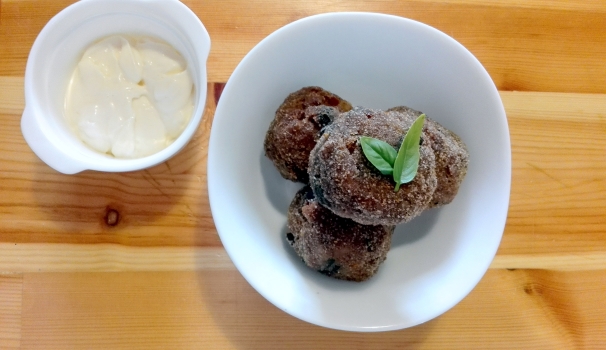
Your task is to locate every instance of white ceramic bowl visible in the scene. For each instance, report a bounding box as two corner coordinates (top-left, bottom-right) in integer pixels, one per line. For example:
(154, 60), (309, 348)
(21, 0), (210, 174)
(208, 13), (510, 331)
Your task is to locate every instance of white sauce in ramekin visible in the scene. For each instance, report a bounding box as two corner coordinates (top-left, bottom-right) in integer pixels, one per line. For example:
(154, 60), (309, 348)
(64, 35), (194, 158)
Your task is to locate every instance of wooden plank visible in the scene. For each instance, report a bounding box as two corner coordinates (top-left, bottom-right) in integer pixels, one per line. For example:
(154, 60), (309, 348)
(0, 274), (22, 350)
(190, 0), (606, 93)
(492, 253), (606, 271)
(0, 82), (221, 248)
(0, 0), (75, 74)
(0, 77), (23, 115)
(0, 243), (233, 272)
(18, 269), (606, 349)
(3, 242), (606, 273)
(2, 1), (606, 93)
(499, 91), (606, 257)
(2, 84), (606, 270)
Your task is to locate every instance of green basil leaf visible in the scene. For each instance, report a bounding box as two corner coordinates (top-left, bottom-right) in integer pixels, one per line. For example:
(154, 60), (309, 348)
(393, 114), (426, 191)
(360, 136), (397, 175)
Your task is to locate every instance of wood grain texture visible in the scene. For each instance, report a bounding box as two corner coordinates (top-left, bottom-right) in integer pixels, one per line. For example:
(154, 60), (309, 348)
(0, 82), (220, 248)
(2, 243), (606, 273)
(1, 80), (605, 270)
(2, 0), (606, 92)
(500, 92), (606, 257)
(0, 274), (22, 350)
(0, 243), (233, 272)
(14, 269), (606, 349)
(2, 0), (606, 348)
(0, 77), (23, 115)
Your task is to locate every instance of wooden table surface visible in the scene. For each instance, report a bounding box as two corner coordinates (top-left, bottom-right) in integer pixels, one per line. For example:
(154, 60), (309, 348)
(1, 0), (606, 349)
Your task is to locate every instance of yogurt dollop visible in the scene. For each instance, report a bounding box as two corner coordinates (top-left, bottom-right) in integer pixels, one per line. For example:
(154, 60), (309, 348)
(64, 35), (194, 158)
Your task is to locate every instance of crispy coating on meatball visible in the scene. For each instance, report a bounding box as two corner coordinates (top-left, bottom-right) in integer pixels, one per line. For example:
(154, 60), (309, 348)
(287, 186), (394, 282)
(387, 106), (469, 208)
(308, 107), (437, 226)
(264, 87), (353, 183)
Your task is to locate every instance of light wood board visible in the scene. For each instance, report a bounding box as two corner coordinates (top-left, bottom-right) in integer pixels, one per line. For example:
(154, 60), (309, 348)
(1, 0), (606, 348)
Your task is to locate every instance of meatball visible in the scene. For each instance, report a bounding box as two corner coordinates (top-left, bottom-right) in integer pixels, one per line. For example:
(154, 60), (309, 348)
(308, 107), (437, 226)
(264, 87), (353, 183)
(387, 106), (469, 208)
(287, 186), (394, 282)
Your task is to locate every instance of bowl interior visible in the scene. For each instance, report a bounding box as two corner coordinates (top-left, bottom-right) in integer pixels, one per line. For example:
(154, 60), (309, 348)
(208, 13), (510, 331)
(26, 0), (209, 171)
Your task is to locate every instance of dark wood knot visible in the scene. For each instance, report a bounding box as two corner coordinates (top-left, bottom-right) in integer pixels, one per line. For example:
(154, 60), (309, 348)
(105, 208), (120, 227)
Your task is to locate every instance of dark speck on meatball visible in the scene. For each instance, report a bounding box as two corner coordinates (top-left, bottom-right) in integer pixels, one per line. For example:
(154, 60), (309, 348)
(264, 87), (352, 183)
(287, 186), (394, 282)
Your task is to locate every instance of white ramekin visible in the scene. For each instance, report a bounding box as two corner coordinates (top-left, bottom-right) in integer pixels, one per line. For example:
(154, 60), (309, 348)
(21, 0), (210, 174)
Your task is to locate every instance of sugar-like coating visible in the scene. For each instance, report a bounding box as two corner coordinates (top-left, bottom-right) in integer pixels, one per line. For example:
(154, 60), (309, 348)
(287, 186), (394, 282)
(264, 87), (352, 183)
(387, 106), (469, 207)
(309, 107), (438, 226)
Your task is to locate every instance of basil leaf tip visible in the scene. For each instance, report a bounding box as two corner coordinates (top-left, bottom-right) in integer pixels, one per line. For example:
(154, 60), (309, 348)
(392, 114), (425, 191)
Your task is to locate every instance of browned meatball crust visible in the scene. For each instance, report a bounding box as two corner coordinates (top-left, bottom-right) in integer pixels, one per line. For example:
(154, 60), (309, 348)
(287, 186), (394, 282)
(308, 107), (437, 226)
(387, 106), (469, 208)
(264, 87), (353, 183)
